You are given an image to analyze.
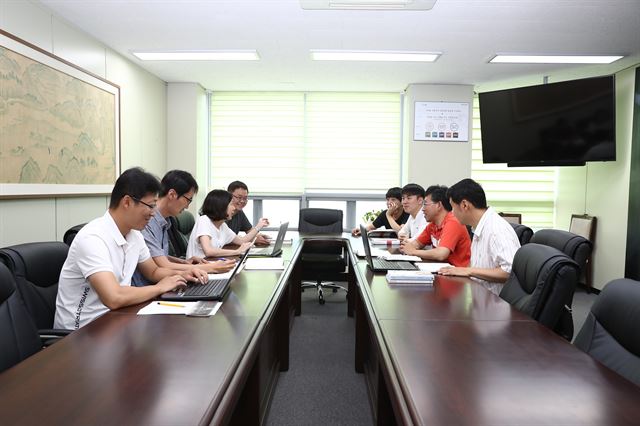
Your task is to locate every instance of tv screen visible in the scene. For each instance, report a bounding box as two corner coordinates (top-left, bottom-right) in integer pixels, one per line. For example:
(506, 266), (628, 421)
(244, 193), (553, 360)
(479, 75), (616, 167)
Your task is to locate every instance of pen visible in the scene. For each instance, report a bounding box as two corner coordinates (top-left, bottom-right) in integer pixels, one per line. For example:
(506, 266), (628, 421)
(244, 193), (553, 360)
(157, 301), (185, 308)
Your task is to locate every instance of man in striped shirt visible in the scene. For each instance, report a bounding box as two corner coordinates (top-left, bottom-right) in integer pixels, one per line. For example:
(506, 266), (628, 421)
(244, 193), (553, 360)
(438, 178), (520, 295)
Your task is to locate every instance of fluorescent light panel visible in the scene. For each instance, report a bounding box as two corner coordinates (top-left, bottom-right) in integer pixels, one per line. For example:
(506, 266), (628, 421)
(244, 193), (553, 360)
(300, 0), (438, 10)
(132, 50), (259, 61)
(311, 50), (440, 62)
(490, 55), (623, 64)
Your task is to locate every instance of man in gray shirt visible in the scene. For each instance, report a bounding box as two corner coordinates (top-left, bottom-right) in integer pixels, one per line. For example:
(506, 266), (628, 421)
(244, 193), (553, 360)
(133, 170), (235, 286)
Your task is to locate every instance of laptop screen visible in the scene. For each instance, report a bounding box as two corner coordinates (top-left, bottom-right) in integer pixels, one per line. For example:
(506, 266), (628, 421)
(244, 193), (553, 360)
(359, 224), (375, 268)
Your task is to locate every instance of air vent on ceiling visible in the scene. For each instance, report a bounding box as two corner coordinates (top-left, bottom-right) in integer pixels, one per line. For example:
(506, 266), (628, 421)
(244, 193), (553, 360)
(300, 0), (437, 10)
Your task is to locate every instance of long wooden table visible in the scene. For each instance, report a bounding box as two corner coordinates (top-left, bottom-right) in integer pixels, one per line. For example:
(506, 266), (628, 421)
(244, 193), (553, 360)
(1, 234), (639, 425)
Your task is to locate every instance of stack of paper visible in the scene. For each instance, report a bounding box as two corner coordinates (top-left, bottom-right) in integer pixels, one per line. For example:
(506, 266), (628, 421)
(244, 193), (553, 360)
(386, 270), (435, 285)
(370, 238), (400, 246)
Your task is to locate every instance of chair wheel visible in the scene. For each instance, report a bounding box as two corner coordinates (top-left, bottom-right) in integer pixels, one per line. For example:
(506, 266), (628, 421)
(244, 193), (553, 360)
(319, 297), (325, 305)
(332, 288), (338, 293)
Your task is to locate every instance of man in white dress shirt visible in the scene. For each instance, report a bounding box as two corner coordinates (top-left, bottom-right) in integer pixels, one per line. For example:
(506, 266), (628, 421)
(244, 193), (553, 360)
(54, 168), (207, 330)
(438, 178), (520, 295)
(395, 183), (428, 242)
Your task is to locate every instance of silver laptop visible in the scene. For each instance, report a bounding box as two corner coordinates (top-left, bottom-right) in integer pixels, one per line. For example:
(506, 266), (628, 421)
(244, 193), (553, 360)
(360, 224), (418, 272)
(248, 222), (289, 257)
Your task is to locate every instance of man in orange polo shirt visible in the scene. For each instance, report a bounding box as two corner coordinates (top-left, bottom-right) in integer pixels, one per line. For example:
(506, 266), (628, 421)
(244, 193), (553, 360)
(400, 185), (471, 267)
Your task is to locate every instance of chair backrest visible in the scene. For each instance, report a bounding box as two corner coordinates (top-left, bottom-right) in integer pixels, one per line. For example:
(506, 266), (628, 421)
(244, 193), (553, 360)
(569, 214), (596, 241)
(0, 242), (69, 330)
(574, 279), (640, 386)
(500, 243), (579, 340)
(509, 222), (533, 245)
(499, 212), (522, 224)
(167, 211), (195, 258)
(298, 208), (343, 234)
(530, 229), (592, 278)
(0, 262), (42, 373)
(63, 223), (86, 246)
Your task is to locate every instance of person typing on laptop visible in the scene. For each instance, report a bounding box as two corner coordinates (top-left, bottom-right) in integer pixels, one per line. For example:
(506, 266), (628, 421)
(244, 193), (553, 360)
(54, 168), (207, 330)
(400, 185), (471, 267)
(187, 189), (267, 258)
(132, 170), (236, 286)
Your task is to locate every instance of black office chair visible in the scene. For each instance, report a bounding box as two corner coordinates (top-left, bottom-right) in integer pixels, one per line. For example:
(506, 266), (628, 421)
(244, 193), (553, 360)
(168, 210), (195, 258)
(0, 242), (71, 337)
(299, 208), (347, 305)
(530, 229), (593, 291)
(500, 243), (579, 340)
(509, 222), (533, 245)
(574, 279), (640, 386)
(63, 223), (86, 246)
(0, 262), (42, 373)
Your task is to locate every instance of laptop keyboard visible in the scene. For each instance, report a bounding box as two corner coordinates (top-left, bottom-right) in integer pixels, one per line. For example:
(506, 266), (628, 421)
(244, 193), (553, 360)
(181, 278), (228, 297)
(374, 258), (417, 270)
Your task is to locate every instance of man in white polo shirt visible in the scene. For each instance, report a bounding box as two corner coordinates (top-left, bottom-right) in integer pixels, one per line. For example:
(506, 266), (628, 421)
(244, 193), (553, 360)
(438, 178), (520, 295)
(54, 167), (207, 330)
(395, 183), (428, 242)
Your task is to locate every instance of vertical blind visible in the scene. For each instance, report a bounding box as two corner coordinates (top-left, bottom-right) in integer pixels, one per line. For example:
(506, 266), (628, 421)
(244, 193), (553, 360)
(471, 95), (556, 229)
(210, 92), (401, 193)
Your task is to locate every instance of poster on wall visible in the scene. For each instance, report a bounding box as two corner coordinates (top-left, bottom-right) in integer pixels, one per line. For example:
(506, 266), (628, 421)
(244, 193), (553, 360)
(0, 29), (120, 198)
(413, 101), (469, 142)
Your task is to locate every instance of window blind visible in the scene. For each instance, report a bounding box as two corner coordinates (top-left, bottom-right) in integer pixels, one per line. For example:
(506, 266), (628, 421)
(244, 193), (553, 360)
(209, 92), (401, 193)
(471, 95), (556, 229)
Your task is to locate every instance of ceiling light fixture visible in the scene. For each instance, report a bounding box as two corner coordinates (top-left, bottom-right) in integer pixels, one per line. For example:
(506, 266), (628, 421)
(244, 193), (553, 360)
(132, 50), (260, 61)
(490, 55), (623, 64)
(311, 50), (440, 62)
(300, 0), (437, 10)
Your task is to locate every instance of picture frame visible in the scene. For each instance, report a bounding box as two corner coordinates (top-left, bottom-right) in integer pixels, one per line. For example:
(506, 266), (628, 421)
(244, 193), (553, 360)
(0, 29), (120, 199)
(413, 101), (470, 142)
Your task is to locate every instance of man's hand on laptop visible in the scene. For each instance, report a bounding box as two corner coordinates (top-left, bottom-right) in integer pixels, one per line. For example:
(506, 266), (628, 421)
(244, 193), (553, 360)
(237, 242), (253, 254)
(254, 233), (271, 246)
(157, 275), (188, 292)
(206, 259), (236, 274)
(181, 267), (209, 285)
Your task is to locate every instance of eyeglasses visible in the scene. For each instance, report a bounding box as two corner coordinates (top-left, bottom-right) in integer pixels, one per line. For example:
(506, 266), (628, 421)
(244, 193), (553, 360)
(232, 195), (249, 203)
(181, 194), (193, 205)
(129, 195), (157, 210)
(423, 202), (438, 207)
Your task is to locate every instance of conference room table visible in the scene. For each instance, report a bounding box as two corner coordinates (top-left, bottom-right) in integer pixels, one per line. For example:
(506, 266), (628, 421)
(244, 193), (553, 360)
(1, 232), (639, 425)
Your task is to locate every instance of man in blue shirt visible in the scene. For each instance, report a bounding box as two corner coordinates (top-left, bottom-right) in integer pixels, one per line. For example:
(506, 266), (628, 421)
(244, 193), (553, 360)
(133, 170), (235, 286)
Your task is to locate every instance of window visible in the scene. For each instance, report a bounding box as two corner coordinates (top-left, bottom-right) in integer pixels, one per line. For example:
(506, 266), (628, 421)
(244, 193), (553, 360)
(471, 95), (556, 229)
(209, 92), (401, 193)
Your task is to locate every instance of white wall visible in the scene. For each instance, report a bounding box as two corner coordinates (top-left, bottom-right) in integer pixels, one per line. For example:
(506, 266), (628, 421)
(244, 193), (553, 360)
(403, 84), (474, 187)
(0, 0), (167, 245)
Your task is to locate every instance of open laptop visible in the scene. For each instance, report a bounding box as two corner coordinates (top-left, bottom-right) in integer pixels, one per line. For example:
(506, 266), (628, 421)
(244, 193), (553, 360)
(160, 248), (250, 301)
(360, 224), (418, 272)
(248, 222), (289, 257)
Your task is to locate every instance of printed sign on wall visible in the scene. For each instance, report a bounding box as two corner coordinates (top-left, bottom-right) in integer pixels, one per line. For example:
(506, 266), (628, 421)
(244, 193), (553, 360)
(414, 101), (470, 142)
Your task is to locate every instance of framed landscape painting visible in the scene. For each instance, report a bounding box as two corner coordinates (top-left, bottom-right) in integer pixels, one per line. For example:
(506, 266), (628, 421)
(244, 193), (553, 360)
(0, 29), (120, 198)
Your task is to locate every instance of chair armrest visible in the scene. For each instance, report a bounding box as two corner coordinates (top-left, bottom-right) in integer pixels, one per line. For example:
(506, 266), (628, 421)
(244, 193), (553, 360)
(39, 328), (72, 347)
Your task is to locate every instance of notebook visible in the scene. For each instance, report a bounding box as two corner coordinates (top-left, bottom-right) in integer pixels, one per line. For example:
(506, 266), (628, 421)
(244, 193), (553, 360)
(360, 224), (418, 272)
(160, 249), (250, 301)
(248, 222), (289, 257)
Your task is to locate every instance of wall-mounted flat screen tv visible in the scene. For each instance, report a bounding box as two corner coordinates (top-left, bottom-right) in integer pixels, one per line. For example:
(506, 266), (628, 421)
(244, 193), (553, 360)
(479, 75), (616, 167)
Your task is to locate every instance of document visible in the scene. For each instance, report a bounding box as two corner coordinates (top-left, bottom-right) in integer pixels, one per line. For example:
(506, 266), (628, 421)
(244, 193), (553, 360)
(416, 262), (453, 273)
(244, 257), (285, 270)
(381, 254), (421, 262)
(356, 247), (387, 257)
(137, 301), (221, 316)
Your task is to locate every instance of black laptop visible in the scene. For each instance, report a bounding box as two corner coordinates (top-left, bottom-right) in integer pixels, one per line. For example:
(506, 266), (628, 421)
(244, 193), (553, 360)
(360, 224), (418, 272)
(160, 249), (250, 301)
(248, 222), (289, 257)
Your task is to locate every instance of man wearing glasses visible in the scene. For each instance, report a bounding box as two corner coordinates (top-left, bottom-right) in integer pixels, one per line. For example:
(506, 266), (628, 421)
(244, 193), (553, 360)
(132, 170), (236, 286)
(54, 168), (208, 330)
(227, 181), (270, 246)
(400, 185), (471, 267)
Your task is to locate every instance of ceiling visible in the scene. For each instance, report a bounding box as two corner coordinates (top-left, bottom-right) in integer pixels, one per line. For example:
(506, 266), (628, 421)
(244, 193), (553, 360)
(38, 0), (640, 92)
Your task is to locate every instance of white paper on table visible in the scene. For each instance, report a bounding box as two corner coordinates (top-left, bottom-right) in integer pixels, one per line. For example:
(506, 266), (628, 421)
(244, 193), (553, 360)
(138, 301), (198, 315)
(207, 264), (243, 281)
(381, 254), (422, 262)
(244, 257), (285, 270)
(356, 247), (387, 257)
(416, 262), (453, 272)
(370, 238), (400, 246)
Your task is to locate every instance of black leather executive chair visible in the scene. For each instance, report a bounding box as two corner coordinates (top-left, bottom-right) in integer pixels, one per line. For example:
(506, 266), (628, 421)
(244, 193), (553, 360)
(574, 278), (640, 387)
(0, 242), (71, 337)
(530, 229), (593, 291)
(63, 223), (86, 246)
(0, 262), (43, 373)
(168, 210), (195, 258)
(509, 222), (533, 245)
(500, 243), (579, 340)
(298, 208), (347, 305)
